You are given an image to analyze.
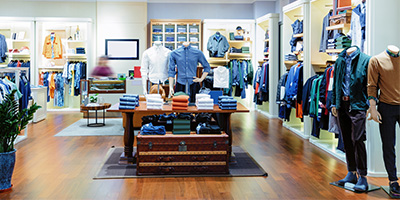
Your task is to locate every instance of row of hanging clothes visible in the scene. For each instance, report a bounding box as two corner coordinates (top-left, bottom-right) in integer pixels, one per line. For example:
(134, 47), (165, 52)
(253, 61), (269, 105)
(0, 72), (31, 111)
(276, 61), (304, 121)
(38, 61), (87, 107)
(7, 60), (31, 68)
(223, 59), (253, 99)
(302, 64), (344, 152)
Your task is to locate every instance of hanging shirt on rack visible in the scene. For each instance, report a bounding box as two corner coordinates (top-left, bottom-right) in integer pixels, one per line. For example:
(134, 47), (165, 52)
(207, 33), (229, 58)
(213, 66), (229, 88)
(349, 2), (366, 52)
(54, 73), (64, 107)
(42, 33), (63, 59)
(0, 34), (7, 63)
(19, 73), (31, 110)
(74, 62), (81, 96)
(49, 73), (55, 99)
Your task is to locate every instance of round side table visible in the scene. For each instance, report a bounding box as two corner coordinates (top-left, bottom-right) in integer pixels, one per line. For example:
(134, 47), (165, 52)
(81, 103), (111, 127)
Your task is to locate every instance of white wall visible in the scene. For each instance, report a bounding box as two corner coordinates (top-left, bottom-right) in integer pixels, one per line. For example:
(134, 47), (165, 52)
(253, 1), (276, 19)
(96, 2), (147, 76)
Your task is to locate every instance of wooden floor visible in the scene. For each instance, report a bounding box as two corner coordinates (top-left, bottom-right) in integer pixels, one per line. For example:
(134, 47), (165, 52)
(0, 111), (392, 199)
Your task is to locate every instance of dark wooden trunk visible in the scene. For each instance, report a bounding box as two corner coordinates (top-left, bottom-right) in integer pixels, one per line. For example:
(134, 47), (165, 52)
(137, 133), (229, 175)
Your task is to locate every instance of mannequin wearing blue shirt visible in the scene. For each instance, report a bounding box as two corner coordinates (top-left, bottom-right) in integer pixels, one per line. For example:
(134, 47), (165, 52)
(168, 42), (210, 102)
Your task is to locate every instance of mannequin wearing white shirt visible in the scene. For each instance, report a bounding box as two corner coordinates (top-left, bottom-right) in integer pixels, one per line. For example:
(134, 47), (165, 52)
(141, 41), (171, 95)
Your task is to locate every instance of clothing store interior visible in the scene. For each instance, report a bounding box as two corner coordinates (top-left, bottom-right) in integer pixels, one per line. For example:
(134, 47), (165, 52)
(0, 0), (399, 199)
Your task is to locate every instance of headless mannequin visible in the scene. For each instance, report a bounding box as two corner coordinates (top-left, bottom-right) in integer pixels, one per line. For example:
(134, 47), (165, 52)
(168, 42), (209, 96)
(142, 41), (164, 95)
(367, 45), (399, 124)
(332, 46), (358, 117)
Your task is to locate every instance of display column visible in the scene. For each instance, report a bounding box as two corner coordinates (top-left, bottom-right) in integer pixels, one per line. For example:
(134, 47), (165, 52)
(268, 14), (280, 118)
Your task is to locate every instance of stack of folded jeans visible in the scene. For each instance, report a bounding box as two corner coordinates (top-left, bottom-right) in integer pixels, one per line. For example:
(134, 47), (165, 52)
(76, 47), (85, 54)
(172, 94), (189, 110)
(140, 123), (166, 135)
(285, 53), (297, 61)
(327, 39), (336, 49)
(241, 46), (250, 54)
(153, 28), (162, 32)
(196, 123), (221, 134)
(177, 36), (186, 42)
(165, 36), (174, 42)
(335, 36), (352, 49)
(146, 94), (163, 110)
(218, 96), (237, 110)
(230, 47), (242, 53)
(234, 35), (244, 40)
(177, 27), (186, 32)
(119, 94), (139, 109)
(165, 27), (174, 33)
(173, 113), (193, 135)
(189, 28), (198, 33)
(196, 97), (214, 110)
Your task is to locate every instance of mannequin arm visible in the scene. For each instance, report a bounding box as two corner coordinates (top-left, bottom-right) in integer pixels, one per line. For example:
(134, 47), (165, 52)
(142, 75), (148, 95)
(193, 72), (209, 83)
(168, 77), (175, 97)
(367, 99), (382, 123)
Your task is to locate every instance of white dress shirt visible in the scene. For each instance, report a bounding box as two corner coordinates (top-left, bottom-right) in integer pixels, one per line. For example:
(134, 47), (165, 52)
(213, 66), (229, 88)
(141, 45), (171, 86)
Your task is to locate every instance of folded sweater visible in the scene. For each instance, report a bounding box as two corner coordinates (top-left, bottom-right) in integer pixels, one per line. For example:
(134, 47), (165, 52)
(173, 95), (190, 102)
(172, 102), (188, 107)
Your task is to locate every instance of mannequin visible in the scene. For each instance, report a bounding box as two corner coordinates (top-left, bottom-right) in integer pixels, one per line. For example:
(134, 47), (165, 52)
(168, 43), (210, 102)
(331, 46), (370, 192)
(140, 41), (171, 95)
(367, 45), (400, 195)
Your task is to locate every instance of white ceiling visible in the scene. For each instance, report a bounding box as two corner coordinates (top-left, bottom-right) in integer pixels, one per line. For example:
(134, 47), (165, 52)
(14, 0), (276, 3)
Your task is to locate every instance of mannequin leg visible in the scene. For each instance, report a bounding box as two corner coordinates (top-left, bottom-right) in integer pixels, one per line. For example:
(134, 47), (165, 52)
(337, 104), (357, 173)
(349, 110), (367, 176)
(378, 102), (400, 182)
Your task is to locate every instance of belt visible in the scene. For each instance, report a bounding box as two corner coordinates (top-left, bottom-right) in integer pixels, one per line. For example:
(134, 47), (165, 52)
(342, 96), (350, 101)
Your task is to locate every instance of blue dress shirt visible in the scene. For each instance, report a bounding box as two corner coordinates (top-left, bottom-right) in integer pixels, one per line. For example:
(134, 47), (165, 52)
(168, 44), (210, 85)
(342, 50), (358, 97)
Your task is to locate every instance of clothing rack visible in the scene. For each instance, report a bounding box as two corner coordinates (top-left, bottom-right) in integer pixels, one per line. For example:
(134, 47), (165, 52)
(0, 67), (30, 144)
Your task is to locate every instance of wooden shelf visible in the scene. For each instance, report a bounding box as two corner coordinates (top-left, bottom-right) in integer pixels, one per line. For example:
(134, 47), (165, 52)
(164, 32), (175, 34)
(164, 42), (175, 43)
(264, 39), (269, 42)
(264, 52), (269, 55)
(312, 63), (327, 73)
(177, 32), (187, 34)
(325, 49), (344, 54)
(227, 53), (252, 58)
(228, 40), (252, 44)
(293, 33), (303, 38)
(258, 60), (267, 65)
(284, 60), (297, 65)
(152, 32), (163, 34)
(208, 58), (229, 65)
(189, 32), (200, 35)
(6, 53), (30, 57)
(189, 42), (199, 43)
(62, 39), (86, 43)
(326, 24), (350, 31)
(11, 40), (30, 43)
(64, 54), (87, 57)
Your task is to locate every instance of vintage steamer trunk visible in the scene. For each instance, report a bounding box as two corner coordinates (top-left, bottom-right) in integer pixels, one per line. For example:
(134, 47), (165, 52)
(137, 132), (229, 175)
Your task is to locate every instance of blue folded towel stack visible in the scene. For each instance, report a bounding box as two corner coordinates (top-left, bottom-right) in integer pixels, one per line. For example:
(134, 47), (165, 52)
(119, 94), (139, 109)
(218, 96), (237, 110)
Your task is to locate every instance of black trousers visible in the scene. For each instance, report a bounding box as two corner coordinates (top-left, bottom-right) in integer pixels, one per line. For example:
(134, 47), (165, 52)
(175, 82), (200, 103)
(337, 101), (367, 176)
(378, 102), (400, 181)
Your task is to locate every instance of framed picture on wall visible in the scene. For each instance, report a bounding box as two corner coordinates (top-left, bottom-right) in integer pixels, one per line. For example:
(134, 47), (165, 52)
(105, 39), (139, 60)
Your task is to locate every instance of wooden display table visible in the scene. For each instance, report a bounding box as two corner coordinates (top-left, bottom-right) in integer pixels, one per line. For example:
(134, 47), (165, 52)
(107, 102), (249, 164)
(81, 103), (111, 127)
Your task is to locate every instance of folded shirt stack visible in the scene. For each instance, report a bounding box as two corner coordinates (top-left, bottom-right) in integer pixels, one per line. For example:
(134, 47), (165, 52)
(241, 46), (250, 54)
(335, 36), (352, 49)
(196, 123), (221, 134)
(140, 123), (166, 135)
(119, 94), (139, 110)
(177, 27), (186, 32)
(327, 38), (336, 49)
(165, 36), (174, 42)
(153, 28), (162, 32)
(172, 95), (189, 110)
(173, 113), (193, 135)
(146, 94), (163, 110)
(196, 98), (214, 110)
(165, 28), (174, 33)
(76, 47), (85, 54)
(285, 53), (297, 61)
(218, 96), (237, 110)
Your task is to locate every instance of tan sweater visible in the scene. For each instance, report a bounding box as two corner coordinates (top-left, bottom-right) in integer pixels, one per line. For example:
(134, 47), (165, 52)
(367, 51), (400, 105)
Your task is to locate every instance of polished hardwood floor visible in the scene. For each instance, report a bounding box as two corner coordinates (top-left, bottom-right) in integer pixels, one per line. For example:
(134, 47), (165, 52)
(0, 111), (392, 199)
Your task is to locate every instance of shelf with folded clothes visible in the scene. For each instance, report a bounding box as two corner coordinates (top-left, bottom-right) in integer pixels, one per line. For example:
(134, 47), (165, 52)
(64, 54), (87, 57)
(228, 40), (252, 44)
(10, 40), (30, 43)
(62, 39), (87, 43)
(227, 53), (252, 58)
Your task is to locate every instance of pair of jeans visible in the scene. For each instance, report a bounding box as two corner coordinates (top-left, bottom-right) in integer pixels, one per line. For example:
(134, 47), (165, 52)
(175, 82), (200, 103)
(141, 123), (166, 135)
(378, 102), (400, 181)
(337, 101), (367, 176)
